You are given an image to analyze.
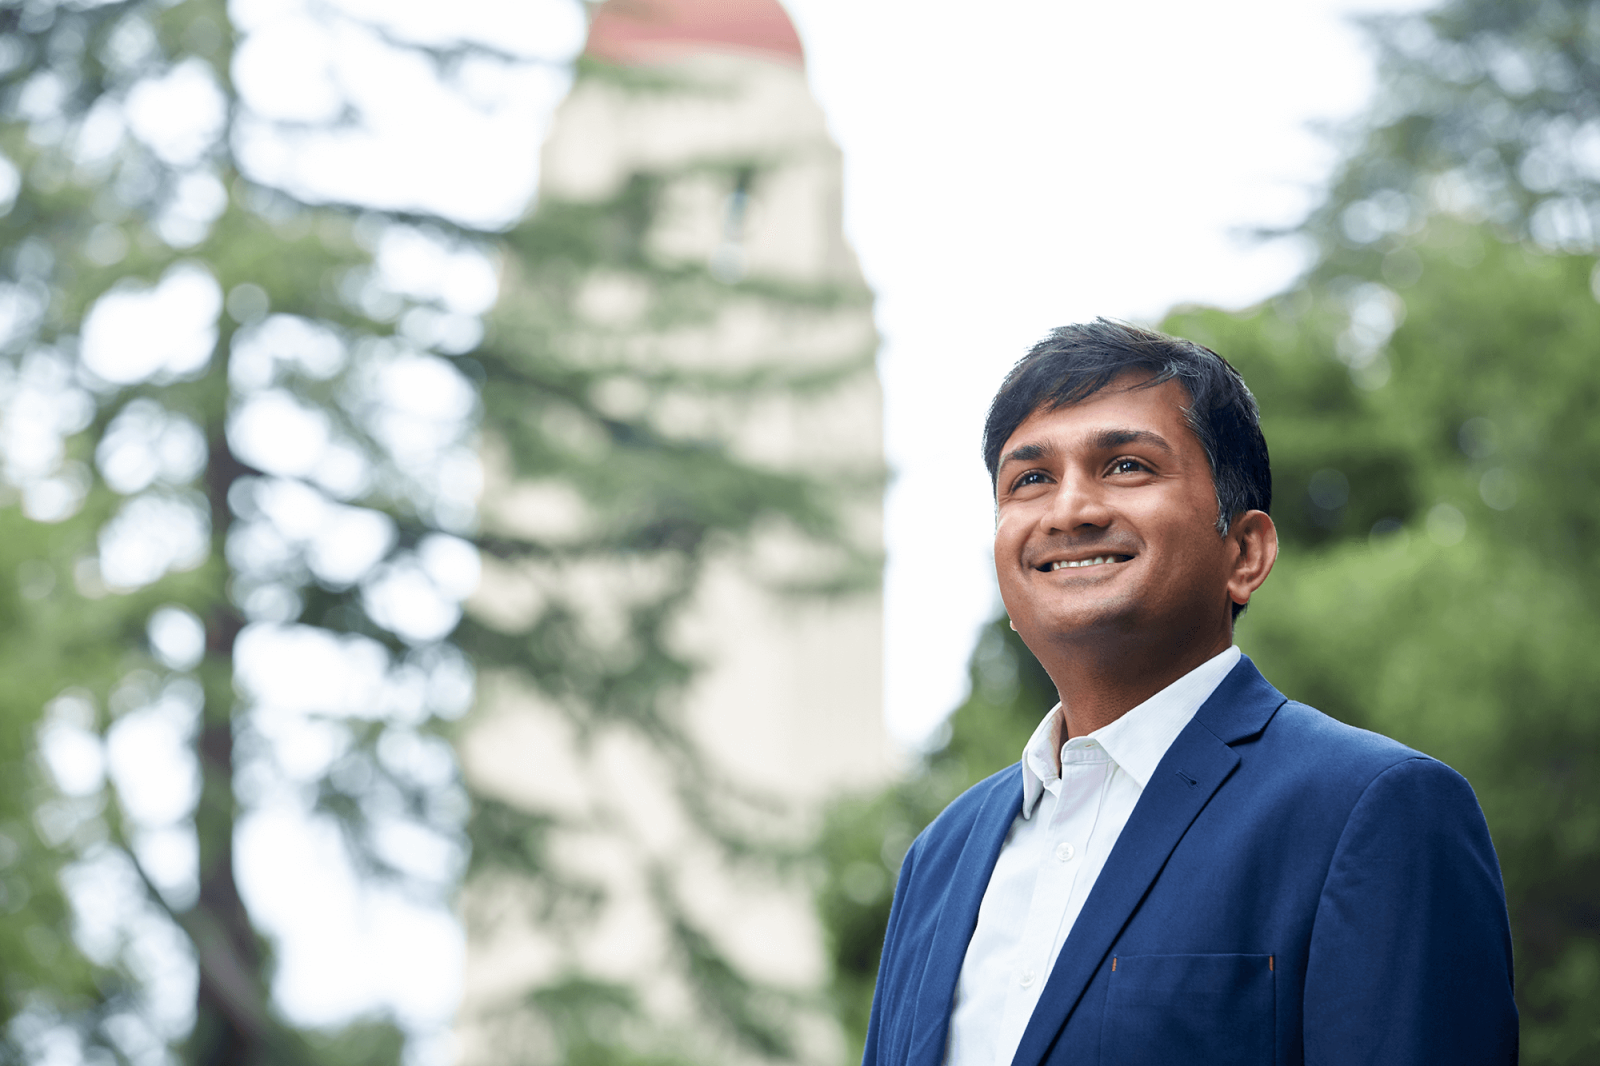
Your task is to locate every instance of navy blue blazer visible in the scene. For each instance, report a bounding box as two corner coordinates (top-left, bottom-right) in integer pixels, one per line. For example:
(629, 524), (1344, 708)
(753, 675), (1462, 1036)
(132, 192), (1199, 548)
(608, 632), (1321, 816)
(863, 655), (1517, 1066)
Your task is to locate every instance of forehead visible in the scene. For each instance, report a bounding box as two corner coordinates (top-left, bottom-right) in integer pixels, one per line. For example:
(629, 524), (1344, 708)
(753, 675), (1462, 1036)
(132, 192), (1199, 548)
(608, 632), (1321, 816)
(1003, 374), (1196, 449)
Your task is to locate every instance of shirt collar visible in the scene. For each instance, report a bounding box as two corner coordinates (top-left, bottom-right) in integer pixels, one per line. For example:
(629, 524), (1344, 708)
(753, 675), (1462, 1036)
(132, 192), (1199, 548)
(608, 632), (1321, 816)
(1019, 645), (1242, 818)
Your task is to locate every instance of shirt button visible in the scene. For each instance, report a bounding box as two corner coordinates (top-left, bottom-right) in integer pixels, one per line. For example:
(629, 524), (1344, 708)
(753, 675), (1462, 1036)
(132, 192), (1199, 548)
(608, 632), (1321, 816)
(1019, 970), (1036, 988)
(1055, 842), (1076, 862)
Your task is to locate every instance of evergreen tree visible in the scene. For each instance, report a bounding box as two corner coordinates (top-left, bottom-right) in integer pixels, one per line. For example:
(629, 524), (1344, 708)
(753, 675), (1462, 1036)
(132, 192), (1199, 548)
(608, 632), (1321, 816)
(1309, 0), (1600, 254)
(0, 2), (866, 1063)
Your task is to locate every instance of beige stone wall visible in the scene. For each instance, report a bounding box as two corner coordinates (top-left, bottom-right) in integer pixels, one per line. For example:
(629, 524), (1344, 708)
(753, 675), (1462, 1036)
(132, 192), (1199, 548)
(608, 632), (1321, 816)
(455, 48), (893, 1066)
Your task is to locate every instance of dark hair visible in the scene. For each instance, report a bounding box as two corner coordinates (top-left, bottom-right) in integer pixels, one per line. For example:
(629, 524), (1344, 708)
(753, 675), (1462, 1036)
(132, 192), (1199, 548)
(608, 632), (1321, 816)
(983, 318), (1272, 537)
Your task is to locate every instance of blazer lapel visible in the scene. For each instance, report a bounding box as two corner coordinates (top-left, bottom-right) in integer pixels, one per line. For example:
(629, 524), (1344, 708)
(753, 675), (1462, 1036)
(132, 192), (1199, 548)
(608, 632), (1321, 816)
(905, 767), (1024, 1066)
(1008, 655), (1287, 1066)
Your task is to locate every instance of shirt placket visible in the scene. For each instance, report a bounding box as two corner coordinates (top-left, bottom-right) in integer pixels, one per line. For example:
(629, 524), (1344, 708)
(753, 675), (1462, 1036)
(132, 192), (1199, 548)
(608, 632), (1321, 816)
(1044, 742), (1117, 975)
(991, 750), (1110, 1064)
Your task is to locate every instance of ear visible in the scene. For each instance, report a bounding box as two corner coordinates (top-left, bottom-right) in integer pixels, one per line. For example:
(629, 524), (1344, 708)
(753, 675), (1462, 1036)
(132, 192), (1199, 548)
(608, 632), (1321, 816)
(1226, 510), (1278, 610)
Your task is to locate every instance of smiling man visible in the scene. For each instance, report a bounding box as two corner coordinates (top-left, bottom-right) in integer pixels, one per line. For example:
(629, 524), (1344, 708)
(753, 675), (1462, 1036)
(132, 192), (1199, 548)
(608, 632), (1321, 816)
(862, 321), (1518, 1066)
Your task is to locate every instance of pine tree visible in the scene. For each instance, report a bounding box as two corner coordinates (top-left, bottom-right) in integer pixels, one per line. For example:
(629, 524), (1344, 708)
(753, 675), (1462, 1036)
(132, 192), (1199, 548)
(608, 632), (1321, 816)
(1309, 0), (1600, 255)
(0, 2), (868, 1063)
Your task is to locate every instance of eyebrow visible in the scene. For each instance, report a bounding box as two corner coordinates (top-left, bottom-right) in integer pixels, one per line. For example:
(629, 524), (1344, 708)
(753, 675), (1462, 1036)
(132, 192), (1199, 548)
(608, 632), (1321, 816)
(998, 442), (1053, 467)
(998, 427), (1175, 469)
(1091, 427), (1175, 454)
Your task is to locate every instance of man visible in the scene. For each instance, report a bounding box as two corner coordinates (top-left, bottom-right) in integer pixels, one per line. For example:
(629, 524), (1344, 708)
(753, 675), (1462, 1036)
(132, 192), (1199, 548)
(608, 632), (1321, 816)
(863, 321), (1517, 1066)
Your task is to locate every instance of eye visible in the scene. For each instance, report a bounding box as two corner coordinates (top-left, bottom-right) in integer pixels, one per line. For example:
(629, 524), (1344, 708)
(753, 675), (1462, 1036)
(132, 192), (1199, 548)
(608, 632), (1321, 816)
(1010, 469), (1051, 491)
(1109, 457), (1150, 475)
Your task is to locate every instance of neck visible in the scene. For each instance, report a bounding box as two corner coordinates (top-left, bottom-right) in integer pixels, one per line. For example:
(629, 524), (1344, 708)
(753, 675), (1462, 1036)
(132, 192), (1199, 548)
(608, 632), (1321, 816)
(1041, 624), (1232, 738)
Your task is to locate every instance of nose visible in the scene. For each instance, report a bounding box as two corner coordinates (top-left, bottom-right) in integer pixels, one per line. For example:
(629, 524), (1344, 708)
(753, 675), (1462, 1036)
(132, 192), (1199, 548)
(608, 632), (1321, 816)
(1041, 469), (1113, 534)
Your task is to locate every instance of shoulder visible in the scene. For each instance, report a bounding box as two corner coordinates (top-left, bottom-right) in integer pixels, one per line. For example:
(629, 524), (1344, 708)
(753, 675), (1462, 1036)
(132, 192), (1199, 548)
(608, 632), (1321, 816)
(1263, 699), (1426, 773)
(1242, 698), (1486, 830)
(1201, 655), (1443, 791)
(876, 764), (1020, 981)
(906, 762), (1020, 866)
(915, 758), (1011, 845)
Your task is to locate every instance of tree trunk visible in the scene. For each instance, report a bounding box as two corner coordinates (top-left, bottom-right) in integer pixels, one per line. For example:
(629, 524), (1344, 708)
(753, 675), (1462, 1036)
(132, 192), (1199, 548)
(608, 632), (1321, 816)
(184, 425), (272, 1066)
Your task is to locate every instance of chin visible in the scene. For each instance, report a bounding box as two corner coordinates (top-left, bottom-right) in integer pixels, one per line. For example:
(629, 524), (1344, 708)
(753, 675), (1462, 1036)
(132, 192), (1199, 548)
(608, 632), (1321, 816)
(1019, 602), (1141, 649)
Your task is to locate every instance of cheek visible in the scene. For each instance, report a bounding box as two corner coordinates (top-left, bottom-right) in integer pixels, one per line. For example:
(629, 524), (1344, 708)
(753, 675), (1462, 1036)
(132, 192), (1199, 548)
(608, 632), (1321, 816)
(1167, 530), (1232, 589)
(993, 512), (1027, 555)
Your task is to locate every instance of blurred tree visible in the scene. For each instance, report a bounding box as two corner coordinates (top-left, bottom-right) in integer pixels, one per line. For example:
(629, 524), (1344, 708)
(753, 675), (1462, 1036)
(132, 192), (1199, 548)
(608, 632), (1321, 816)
(813, 0), (1600, 1055)
(1309, 0), (1600, 256)
(0, 2), (866, 1065)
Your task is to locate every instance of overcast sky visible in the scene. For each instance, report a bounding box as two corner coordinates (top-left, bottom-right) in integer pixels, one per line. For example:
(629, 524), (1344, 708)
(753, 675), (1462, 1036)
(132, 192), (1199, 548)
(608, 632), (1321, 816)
(781, 0), (1432, 745)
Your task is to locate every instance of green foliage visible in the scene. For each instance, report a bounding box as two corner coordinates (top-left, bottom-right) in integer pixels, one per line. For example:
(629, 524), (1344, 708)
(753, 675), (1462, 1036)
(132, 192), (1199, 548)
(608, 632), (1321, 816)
(524, 977), (699, 1066)
(813, 616), (1052, 1061)
(0, 505), (135, 1033)
(1308, 0), (1600, 255)
(0, 3), (871, 1065)
(300, 1018), (408, 1066)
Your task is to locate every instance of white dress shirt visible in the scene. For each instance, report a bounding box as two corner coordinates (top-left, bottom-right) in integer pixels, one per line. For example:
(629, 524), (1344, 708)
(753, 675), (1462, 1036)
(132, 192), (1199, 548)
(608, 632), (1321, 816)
(943, 645), (1242, 1066)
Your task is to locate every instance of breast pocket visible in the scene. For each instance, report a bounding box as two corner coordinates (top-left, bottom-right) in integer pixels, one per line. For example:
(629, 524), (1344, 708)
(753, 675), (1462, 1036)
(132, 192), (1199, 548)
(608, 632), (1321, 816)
(1101, 953), (1275, 1066)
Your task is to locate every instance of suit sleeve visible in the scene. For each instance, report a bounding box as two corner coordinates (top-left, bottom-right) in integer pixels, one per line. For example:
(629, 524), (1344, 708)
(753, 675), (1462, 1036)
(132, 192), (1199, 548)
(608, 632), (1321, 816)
(1303, 756), (1517, 1064)
(862, 835), (923, 1066)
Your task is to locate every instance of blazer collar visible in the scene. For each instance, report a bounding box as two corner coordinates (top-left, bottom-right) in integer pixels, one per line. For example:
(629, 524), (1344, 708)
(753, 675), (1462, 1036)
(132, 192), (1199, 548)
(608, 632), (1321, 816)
(1191, 651), (1287, 745)
(1008, 654), (1287, 1066)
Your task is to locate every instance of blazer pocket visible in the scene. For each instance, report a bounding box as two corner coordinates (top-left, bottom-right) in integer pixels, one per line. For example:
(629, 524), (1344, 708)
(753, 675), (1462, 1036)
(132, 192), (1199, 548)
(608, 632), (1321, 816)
(1101, 953), (1275, 1066)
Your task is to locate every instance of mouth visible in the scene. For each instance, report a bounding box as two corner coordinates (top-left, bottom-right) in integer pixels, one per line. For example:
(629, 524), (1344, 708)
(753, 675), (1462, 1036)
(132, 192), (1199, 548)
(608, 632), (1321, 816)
(1037, 554), (1133, 572)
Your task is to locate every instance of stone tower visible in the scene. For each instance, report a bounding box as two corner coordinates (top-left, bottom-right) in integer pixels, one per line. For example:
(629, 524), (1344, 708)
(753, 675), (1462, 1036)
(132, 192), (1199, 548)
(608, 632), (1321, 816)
(455, 1), (891, 1061)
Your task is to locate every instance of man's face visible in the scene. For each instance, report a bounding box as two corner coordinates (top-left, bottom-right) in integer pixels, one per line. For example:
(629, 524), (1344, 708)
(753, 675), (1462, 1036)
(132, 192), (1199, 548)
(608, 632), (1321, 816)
(992, 374), (1236, 657)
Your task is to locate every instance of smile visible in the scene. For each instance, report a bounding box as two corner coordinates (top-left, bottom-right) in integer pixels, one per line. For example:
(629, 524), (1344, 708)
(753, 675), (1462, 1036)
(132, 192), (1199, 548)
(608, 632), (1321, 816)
(1040, 555), (1131, 572)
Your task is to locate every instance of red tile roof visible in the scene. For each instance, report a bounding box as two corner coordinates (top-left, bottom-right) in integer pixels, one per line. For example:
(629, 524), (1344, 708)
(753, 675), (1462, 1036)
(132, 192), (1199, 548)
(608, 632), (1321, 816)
(586, 0), (805, 67)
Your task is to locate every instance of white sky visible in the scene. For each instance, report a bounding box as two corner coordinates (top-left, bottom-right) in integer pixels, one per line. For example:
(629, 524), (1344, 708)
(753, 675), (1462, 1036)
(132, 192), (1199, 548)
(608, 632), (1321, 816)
(782, 0), (1433, 746)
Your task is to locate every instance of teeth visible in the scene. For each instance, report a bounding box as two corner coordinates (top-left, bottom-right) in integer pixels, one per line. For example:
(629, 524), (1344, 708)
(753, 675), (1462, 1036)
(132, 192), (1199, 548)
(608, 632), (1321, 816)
(1049, 556), (1117, 571)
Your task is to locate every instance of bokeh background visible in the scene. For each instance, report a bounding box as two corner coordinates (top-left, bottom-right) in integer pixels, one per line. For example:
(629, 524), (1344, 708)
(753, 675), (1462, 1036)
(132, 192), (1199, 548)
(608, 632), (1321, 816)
(2, 0), (1597, 1064)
